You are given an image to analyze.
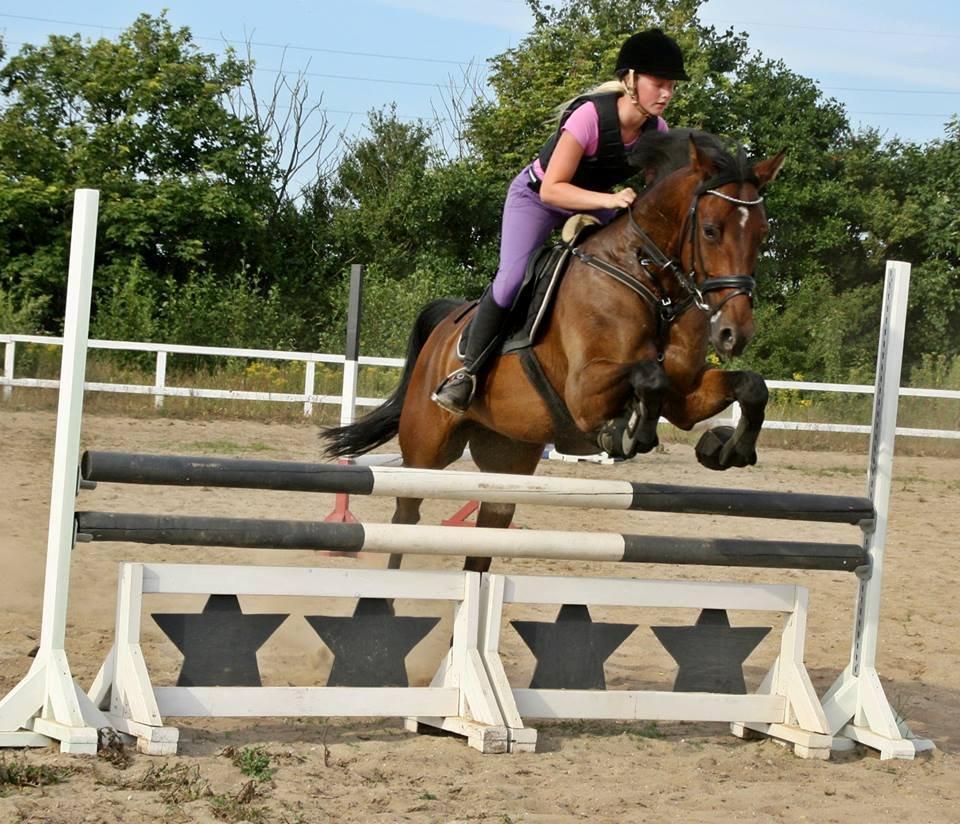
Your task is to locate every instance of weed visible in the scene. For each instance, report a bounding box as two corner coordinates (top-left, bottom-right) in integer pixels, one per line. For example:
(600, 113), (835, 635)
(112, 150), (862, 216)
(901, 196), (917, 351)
(209, 780), (269, 823)
(131, 762), (212, 804)
(632, 721), (664, 739)
(0, 757), (73, 793)
(224, 746), (276, 782)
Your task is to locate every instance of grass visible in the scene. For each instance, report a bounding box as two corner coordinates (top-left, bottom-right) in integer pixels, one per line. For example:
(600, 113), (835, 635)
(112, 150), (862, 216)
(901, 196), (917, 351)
(179, 440), (279, 456)
(3, 343), (958, 456)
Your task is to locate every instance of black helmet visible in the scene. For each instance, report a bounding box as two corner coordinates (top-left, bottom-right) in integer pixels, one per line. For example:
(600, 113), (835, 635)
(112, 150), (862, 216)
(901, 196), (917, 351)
(615, 29), (689, 81)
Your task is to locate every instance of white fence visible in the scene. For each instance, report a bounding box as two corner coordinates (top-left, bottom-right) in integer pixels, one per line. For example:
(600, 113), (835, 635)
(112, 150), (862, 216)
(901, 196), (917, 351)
(2, 332), (959, 440)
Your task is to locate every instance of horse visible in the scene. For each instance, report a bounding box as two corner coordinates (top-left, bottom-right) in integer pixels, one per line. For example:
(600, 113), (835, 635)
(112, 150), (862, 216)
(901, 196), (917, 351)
(322, 129), (786, 573)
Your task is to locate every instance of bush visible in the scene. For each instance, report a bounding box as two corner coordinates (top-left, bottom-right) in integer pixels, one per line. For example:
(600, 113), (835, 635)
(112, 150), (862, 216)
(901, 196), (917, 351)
(0, 283), (49, 334)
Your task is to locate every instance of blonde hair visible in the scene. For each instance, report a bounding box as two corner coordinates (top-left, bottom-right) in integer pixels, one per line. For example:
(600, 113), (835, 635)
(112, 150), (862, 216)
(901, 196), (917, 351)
(549, 73), (637, 125)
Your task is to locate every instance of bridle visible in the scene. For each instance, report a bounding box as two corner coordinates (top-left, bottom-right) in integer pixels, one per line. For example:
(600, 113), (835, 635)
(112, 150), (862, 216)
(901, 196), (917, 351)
(570, 172), (765, 326)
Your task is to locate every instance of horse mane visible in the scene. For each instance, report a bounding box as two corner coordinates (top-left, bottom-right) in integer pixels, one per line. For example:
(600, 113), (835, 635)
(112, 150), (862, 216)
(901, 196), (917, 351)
(628, 129), (754, 186)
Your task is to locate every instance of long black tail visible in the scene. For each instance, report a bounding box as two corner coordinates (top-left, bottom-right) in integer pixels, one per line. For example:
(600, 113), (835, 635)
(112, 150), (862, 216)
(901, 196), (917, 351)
(321, 298), (466, 458)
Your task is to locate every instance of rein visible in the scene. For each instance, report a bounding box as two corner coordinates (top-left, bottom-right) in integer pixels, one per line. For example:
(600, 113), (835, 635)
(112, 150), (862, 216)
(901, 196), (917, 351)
(570, 174), (764, 326)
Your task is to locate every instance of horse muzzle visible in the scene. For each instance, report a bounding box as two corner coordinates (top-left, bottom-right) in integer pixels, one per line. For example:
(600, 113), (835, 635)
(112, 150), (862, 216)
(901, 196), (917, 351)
(701, 275), (756, 358)
(710, 311), (755, 357)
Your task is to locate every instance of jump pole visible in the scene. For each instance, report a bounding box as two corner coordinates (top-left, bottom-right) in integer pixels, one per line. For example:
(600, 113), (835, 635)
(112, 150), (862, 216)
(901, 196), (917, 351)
(78, 452), (876, 524)
(0, 190), (105, 752)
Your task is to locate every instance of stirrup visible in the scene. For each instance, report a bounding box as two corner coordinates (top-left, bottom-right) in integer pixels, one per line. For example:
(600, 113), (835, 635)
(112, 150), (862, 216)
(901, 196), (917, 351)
(431, 369), (476, 414)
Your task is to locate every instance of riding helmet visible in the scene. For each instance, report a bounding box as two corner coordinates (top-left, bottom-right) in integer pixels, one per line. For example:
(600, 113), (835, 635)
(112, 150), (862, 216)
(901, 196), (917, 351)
(615, 29), (690, 81)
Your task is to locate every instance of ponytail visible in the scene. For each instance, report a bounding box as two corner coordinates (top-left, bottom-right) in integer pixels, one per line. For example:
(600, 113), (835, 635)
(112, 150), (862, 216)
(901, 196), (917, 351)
(547, 78), (631, 126)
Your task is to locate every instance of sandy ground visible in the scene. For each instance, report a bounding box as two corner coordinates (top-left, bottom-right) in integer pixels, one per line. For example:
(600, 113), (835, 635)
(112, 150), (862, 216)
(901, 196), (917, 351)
(0, 408), (957, 823)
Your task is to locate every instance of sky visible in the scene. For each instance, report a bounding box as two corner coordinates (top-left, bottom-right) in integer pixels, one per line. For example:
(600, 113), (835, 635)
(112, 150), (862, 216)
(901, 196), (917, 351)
(1, 0), (957, 157)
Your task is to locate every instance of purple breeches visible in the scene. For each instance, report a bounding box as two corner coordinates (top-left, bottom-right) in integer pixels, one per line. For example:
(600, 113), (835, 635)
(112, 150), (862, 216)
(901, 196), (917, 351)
(490, 167), (617, 308)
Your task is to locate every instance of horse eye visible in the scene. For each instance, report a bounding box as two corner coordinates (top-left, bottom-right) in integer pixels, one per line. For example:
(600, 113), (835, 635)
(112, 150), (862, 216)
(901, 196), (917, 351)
(702, 224), (721, 241)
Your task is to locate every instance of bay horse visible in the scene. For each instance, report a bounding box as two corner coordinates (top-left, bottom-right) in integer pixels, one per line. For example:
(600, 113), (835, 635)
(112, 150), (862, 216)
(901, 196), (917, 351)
(323, 130), (786, 572)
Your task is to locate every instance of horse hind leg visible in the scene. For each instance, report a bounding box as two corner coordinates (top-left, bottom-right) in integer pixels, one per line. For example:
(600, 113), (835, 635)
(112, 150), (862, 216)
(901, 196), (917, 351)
(387, 496), (423, 570)
(463, 502), (515, 573)
(387, 420), (471, 570)
(463, 433), (544, 574)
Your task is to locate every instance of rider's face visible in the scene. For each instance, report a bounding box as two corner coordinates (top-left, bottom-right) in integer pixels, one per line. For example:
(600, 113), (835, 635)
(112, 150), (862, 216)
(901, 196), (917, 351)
(633, 74), (676, 114)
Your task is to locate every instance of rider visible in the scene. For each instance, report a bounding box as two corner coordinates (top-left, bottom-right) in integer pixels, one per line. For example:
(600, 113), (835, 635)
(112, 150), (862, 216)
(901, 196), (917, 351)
(432, 28), (689, 414)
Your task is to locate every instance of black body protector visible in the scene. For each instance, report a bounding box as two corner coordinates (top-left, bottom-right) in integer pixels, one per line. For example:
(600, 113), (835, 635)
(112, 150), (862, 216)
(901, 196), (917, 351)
(536, 92), (661, 192)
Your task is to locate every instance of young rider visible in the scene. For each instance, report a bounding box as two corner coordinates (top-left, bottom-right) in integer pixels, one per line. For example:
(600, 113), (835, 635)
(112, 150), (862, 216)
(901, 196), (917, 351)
(432, 28), (689, 414)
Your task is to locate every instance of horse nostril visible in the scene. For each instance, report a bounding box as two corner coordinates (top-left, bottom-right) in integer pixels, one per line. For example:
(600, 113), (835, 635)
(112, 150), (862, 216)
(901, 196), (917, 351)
(719, 327), (736, 349)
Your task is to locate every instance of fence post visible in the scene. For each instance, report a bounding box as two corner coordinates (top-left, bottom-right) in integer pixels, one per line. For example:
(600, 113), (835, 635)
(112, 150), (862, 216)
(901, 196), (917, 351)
(340, 264), (364, 427)
(324, 264), (365, 536)
(303, 361), (316, 417)
(3, 340), (14, 401)
(154, 351), (167, 410)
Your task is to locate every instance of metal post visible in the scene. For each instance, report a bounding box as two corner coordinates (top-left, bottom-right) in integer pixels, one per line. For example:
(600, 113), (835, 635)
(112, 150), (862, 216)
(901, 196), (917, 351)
(853, 261), (911, 675)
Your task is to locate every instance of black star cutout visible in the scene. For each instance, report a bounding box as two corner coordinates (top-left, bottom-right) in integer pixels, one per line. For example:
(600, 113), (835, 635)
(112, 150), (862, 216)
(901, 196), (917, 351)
(652, 609), (771, 694)
(153, 595), (288, 687)
(511, 604), (637, 689)
(306, 598), (440, 687)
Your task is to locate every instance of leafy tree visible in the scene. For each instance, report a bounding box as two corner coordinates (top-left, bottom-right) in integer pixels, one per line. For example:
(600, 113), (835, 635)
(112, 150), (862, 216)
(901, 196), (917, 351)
(0, 13), (275, 334)
(464, 0), (748, 185)
(894, 119), (960, 365)
(316, 107), (502, 354)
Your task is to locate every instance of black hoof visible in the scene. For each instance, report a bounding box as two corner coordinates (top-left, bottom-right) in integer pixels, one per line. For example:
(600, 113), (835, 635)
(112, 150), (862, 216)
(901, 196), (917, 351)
(695, 426), (756, 471)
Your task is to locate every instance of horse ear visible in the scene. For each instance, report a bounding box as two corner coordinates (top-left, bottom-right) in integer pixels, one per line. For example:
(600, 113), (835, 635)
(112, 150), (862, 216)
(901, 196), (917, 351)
(753, 150), (787, 188)
(688, 134), (717, 179)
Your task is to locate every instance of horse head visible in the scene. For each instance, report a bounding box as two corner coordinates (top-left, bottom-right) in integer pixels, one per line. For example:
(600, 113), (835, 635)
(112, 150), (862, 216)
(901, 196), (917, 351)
(629, 130), (786, 357)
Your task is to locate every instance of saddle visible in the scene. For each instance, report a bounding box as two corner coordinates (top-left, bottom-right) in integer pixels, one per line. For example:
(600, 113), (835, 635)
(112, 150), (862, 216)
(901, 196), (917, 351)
(458, 215), (603, 357)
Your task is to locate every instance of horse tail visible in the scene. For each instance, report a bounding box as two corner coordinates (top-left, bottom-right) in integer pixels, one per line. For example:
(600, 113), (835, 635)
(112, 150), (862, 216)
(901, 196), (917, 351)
(321, 298), (465, 458)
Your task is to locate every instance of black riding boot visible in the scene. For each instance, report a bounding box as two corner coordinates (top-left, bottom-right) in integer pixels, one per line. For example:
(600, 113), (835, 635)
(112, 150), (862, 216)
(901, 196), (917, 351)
(432, 290), (508, 414)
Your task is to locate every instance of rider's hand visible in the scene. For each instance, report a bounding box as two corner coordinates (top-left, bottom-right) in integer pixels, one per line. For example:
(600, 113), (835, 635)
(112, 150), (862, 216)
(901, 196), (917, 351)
(606, 188), (637, 210)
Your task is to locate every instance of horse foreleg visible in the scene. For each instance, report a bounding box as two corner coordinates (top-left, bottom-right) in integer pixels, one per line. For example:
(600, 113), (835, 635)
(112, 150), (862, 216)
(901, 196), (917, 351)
(463, 502), (517, 573)
(595, 360), (669, 459)
(664, 368), (768, 471)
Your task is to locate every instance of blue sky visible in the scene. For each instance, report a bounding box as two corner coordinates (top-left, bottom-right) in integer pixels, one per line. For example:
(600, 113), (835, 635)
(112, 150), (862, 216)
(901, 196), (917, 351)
(1, 0), (957, 153)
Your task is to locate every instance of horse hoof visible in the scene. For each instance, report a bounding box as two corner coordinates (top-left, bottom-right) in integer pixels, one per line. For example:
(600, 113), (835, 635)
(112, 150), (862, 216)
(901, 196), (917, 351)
(695, 427), (728, 470)
(696, 426), (757, 470)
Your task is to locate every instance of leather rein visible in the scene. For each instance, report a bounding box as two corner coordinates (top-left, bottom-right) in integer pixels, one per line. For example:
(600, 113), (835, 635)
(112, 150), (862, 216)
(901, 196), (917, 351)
(569, 173), (764, 328)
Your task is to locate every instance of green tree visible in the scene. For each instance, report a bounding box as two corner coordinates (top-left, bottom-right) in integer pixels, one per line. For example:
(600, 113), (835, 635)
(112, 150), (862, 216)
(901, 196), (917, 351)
(464, 0), (747, 185)
(0, 13), (275, 336)
(317, 107), (502, 354)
